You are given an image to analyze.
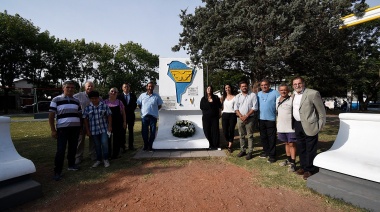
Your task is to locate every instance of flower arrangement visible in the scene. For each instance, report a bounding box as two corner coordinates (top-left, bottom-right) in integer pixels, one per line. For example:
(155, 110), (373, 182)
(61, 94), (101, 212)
(171, 120), (196, 138)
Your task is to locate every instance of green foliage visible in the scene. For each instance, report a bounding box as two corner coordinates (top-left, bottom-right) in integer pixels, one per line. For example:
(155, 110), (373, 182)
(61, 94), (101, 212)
(173, 0), (371, 96)
(344, 19), (380, 109)
(113, 42), (159, 93)
(0, 11), (160, 113)
(0, 11), (41, 112)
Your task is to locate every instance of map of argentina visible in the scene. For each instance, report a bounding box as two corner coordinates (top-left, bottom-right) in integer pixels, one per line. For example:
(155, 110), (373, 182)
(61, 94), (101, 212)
(167, 61), (196, 106)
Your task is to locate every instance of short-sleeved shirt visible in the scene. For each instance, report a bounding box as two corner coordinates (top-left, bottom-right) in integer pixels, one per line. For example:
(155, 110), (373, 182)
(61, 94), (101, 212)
(257, 89), (280, 121)
(49, 94), (82, 129)
(83, 101), (112, 135)
(137, 92), (163, 118)
(234, 92), (258, 116)
(276, 96), (295, 133)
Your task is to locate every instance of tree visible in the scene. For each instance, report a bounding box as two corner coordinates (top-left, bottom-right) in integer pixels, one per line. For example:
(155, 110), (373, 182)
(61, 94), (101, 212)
(93, 43), (116, 88)
(0, 11), (40, 113)
(173, 0), (363, 95)
(23, 31), (57, 99)
(114, 42), (159, 93)
(44, 38), (78, 85)
(345, 19), (380, 110)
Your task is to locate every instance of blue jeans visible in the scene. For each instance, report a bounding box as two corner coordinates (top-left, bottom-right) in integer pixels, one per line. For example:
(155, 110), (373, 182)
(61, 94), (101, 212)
(141, 115), (157, 150)
(92, 132), (109, 161)
(55, 127), (80, 174)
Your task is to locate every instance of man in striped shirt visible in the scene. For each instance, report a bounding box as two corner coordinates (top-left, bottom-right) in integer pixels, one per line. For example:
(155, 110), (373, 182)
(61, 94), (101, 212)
(49, 80), (82, 181)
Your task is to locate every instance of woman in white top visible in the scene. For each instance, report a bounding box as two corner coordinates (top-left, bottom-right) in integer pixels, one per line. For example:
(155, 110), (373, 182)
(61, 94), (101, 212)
(276, 84), (297, 172)
(221, 84), (237, 153)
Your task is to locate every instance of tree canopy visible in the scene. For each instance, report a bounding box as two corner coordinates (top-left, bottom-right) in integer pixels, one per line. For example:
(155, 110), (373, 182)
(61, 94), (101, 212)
(0, 10), (160, 113)
(173, 0), (374, 97)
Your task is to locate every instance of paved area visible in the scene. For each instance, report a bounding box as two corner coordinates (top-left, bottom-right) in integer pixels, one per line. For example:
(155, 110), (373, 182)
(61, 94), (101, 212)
(133, 149), (227, 159)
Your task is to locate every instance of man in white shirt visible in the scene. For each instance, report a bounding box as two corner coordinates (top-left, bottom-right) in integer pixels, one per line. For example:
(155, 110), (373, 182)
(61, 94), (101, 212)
(292, 76), (326, 180)
(234, 81), (258, 160)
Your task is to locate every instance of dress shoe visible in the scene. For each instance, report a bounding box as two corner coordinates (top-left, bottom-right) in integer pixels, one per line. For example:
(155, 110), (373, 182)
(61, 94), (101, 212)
(245, 152), (253, 160)
(237, 151), (247, 157)
(295, 168), (305, 175)
(303, 171), (312, 180)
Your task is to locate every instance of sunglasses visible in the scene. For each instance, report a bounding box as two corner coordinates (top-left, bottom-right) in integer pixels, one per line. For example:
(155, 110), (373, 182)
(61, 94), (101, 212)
(110, 90), (117, 94)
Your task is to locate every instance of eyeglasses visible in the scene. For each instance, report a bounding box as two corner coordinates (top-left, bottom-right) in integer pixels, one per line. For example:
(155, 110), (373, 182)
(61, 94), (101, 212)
(110, 91), (117, 94)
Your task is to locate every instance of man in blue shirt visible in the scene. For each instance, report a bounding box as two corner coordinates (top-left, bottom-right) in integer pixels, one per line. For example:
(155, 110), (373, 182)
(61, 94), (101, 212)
(257, 79), (280, 163)
(137, 82), (163, 151)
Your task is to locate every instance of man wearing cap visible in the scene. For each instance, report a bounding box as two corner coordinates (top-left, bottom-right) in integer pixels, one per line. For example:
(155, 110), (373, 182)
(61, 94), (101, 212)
(117, 83), (137, 151)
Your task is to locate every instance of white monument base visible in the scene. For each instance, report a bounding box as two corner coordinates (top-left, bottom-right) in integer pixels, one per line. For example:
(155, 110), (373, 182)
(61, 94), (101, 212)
(307, 113), (380, 211)
(153, 110), (209, 149)
(0, 116), (42, 210)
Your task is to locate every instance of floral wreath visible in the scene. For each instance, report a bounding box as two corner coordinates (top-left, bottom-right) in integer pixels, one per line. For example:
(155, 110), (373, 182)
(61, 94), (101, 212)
(171, 120), (196, 138)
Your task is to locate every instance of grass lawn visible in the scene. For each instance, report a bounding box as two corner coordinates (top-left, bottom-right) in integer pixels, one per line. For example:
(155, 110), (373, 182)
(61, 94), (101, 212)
(7, 112), (363, 211)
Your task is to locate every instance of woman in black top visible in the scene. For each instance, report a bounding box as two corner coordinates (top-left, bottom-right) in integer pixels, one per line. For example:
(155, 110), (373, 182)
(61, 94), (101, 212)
(200, 85), (222, 149)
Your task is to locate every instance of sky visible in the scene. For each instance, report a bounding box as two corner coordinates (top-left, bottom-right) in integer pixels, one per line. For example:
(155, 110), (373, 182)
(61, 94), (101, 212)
(0, 0), (203, 58)
(1, 0), (380, 58)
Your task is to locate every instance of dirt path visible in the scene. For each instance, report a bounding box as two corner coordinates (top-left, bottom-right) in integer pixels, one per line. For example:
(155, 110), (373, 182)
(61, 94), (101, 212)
(17, 160), (339, 212)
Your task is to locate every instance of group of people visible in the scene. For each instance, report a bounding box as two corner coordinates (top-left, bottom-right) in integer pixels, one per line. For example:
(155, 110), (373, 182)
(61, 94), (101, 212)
(200, 76), (326, 180)
(49, 80), (162, 181)
(49, 77), (325, 181)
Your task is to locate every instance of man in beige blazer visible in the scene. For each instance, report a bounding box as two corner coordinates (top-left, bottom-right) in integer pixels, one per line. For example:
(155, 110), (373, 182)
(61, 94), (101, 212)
(292, 76), (326, 180)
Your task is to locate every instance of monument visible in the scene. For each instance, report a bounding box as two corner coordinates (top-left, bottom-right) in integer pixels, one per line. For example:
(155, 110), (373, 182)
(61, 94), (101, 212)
(153, 58), (209, 149)
(0, 116), (42, 210)
(307, 113), (380, 210)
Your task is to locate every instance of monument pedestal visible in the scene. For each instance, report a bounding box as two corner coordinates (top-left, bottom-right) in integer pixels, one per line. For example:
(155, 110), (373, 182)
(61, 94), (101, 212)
(154, 58), (208, 149)
(308, 169), (380, 211)
(0, 116), (42, 210)
(307, 113), (380, 211)
(153, 110), (209, 149)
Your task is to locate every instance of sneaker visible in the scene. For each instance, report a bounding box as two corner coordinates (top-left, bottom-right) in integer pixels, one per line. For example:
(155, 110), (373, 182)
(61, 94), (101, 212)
(92, 161), (101, 168)
(217, 148), (222, 151)
(67, 165), (80, 171)
(104, 160), (110, 168)
(267, 158), (276, 163)
(53, 173), (61, 181)
(279, 159), (290, 166)
(288, 163), (296, 172)
(245, 152), (253, 160)
(259, 153), (268, 158)
(237, 151), (247, 157)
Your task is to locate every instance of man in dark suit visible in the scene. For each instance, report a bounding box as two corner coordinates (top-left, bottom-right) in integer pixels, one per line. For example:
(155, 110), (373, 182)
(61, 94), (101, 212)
(117, 83), (137, 151)
(292, 76), (326, 180)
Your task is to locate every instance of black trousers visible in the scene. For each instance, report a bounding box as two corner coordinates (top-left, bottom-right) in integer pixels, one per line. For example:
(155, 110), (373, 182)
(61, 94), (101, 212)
(55, 127), (80, 174)
(294, 121), (318, 173)
(259, 120), (277, 158)
(222, 113), (237, 143)
(122, 118), (135, 150)
(202, 116), (220, 148)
